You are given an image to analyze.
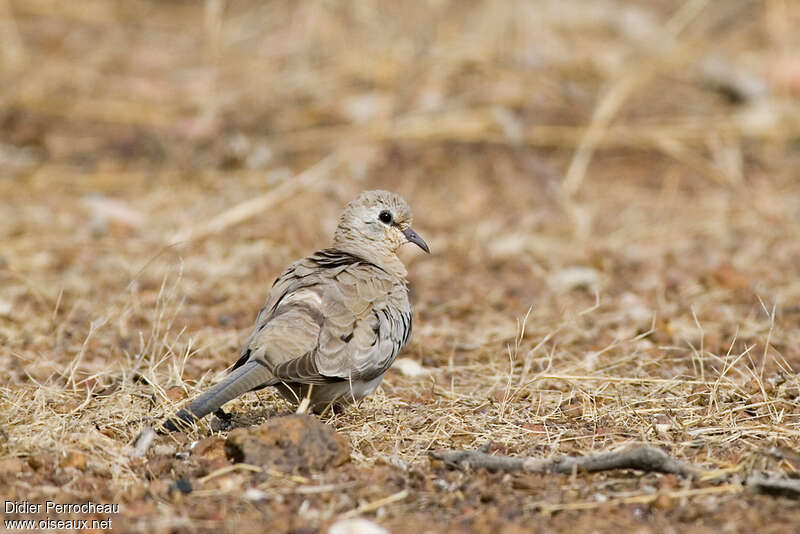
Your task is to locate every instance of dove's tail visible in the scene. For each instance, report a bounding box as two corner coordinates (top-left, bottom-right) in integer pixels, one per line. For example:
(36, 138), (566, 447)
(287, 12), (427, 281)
(162, 360), (275, 432)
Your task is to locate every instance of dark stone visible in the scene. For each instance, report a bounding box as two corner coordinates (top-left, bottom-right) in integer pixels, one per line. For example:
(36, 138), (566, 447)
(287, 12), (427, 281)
(172, 478), (193, 494)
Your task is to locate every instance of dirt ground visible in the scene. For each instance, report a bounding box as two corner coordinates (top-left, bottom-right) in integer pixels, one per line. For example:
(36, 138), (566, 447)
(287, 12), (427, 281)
(2, 1), (800, 532)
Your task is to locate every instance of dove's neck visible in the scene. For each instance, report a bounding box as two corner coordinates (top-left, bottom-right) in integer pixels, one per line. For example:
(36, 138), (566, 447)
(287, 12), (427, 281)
(332, 236), (407, 280)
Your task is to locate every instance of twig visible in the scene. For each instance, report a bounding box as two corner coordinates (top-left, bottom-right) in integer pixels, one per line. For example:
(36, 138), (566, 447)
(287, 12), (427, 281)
(432, 446), (700, 478)
(747, 475), (800, 499)
(198, 463), (263, 484)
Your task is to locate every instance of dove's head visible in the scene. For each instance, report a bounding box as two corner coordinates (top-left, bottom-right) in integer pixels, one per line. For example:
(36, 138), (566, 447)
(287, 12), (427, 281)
(333, 190), (429, 275)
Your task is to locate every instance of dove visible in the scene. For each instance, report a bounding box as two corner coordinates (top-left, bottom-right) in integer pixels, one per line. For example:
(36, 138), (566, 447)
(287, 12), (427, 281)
(164, 190), (428, 430)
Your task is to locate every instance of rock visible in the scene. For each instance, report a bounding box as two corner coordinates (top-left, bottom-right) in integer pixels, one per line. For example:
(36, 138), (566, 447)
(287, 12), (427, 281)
(768, 55), (800, 94)
(710, 264), (750, 290)
(0, 142), (44, 179)
(27, 454), (56, 472)
(548, 266), (599, 292)
(243, 488), (268, 502)
(392, 357), (430, 377)
(0, 457), (26, 476)
(172, 478), (192, 494)
(192, 436), (226, 462)
(164, 386), (187, 403)
(619, 292), (652, 325)
(59, 451), (87, 470)
(192, 435), (229, 472)
(144, 455), (173, 479)
(329, 518), (388, 534)
(82, 193), (145, 238)
(340, 92), (393, 124)
(698, 55), (768, 104)
(225, 415), (349, 473)
(0, 299), (11, 317)
(152, 444), (176, 457)
(560, 397), (583, 419)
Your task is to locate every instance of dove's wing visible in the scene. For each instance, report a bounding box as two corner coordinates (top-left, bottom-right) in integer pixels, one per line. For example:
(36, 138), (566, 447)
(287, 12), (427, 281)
(164, 249), (411, 430)
(239, 249), (411, 385)
(273, 258), (411, 385)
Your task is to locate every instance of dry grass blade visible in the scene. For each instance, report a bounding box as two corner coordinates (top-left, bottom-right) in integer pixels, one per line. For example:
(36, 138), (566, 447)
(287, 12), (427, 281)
(198, 463), (263, 484)
(340, 489), (410, 519)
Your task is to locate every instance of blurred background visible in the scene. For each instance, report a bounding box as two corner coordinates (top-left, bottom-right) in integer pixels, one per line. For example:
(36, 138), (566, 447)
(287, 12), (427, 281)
(2, 0), (798, 192)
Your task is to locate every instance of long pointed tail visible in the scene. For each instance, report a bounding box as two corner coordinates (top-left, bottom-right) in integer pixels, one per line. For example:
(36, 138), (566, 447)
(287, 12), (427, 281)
(163, 360), (274, 432)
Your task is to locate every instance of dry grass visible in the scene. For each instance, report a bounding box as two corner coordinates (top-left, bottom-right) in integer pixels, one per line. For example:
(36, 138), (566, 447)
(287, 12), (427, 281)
(2, 0), (800, 532)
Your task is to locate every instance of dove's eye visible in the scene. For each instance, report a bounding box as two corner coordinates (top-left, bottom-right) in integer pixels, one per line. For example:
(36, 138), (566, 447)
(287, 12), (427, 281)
(378, 210), (393, 224)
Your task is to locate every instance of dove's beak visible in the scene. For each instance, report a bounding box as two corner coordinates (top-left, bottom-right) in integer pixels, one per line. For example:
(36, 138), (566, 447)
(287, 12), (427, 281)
(402, 227), (430, 253)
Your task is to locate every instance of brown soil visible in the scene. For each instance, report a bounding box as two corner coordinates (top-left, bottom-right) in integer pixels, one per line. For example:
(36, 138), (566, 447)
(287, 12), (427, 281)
(2, 1), (800, 532)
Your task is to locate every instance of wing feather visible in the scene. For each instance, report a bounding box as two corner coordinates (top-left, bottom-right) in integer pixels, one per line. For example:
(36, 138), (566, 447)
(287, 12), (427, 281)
(235, 249), (411, 386)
